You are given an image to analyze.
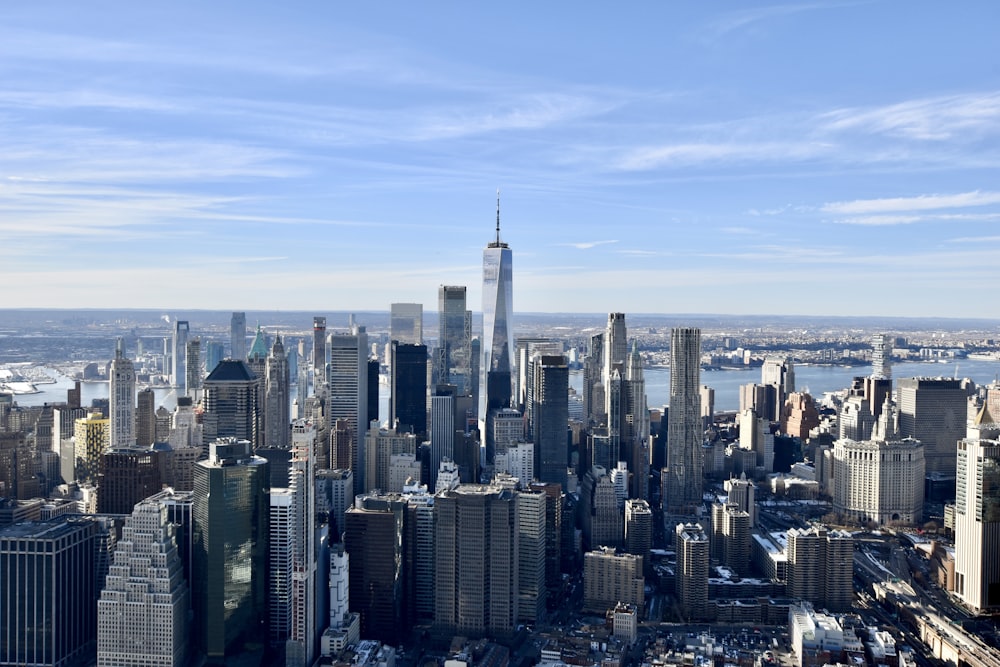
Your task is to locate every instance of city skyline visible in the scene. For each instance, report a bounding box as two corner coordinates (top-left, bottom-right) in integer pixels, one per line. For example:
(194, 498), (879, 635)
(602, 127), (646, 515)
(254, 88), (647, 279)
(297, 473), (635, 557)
(2, 3), (999, 316)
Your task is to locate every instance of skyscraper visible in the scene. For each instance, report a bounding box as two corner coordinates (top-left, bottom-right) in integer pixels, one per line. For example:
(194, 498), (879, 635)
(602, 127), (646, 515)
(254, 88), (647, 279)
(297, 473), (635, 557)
(345, 494), (406, 644)
(871, 332), (891, 380)
(201, 359), (261, 452)
(231, 311), (247, 361)
(664, 327), (703, 513)
(136, 387), (156, 448)
(265, 335), (290, 449)
(312, 316), (327, 398)
(97, 497), (189, 667)
(192, 438), (270, 662)
(674, 523), (709, 621)
(480, 195), (514, 441)
(954, 428), (1000, 614)
(186, 337), (202, 398)
(390, 303), (423, 345)
(327, 325), (369, 494)
(897, 377), (968, 478)
(390, 342), (428, 437)
(437, 286), (471, 394)
(0, 517), (97, 667)
(109, 337), (136, 451)
(74, 410), (109, 485)
(533, 354), (569, 488)
(171, 320), (189, 394)
(603, 313), (628, 417)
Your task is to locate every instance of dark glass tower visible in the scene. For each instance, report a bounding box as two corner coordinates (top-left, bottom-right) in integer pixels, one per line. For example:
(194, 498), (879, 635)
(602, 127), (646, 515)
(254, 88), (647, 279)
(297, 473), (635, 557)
(534, 355), (569, 489)
(390, 342), (428, 437)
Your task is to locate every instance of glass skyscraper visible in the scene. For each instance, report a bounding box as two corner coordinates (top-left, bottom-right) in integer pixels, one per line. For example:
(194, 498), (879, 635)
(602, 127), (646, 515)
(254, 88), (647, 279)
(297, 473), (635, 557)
(480, 197), (514, 451)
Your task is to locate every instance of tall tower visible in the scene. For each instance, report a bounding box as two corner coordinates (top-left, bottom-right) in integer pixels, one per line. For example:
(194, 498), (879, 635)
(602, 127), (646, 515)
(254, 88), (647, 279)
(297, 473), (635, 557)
(285, 422), (319, 665)
(897, 377), (967, 478)
(201, 359), (261, 452)
(437, 286), (471, 394)
(664, 327), (703, 513)
(97, 496), (189, 667)
(186, 337), (202, 398)
(674, 523), (709, 621)
(871, 332), (891, 381)
(171, 320), (189, 394)
(603, 313), (628, 416)
(136, 387), (156, 448)
(312, 316), (327, 398)
(534, 355), (569, 489)
(390, 342), (428, 437)
(265, 335), (290, 449)
(109, 337), (136, 450)
(480, 193), (515, 440)
(954, 430), (1000, 614)
(192, 439), (270, 662)
(327, 325), (369, 494)
(390, 303), (423, 345)
(231, 311), (247, 361)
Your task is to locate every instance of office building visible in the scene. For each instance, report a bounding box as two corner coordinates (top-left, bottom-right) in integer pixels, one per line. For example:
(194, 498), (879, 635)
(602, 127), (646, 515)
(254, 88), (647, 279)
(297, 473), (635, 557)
(285, 428), (319, 666)
(171, 320), (189, 394)
(429, 393), (455, 490)
(832, 436), (925, 525)
(201, 359), (261, 452)
(97, 449), (162, 515)
(390, 303), (423, 345)
(136, 388), (156, 448)
(269, 491), (293, 645)
(0, 517), (97, 667)
(700, 385), (715, 431)
(664, 327), (703, 512)
(191, 439), (269, 662)
(328, 326), (369, 494)
(231, 311), (247, 361)
(492, 407), (524, 458)
(97, 497), (189, 667)
(108, 337), (135, 451)
(480, 198), (515, 445)
(954, 428), (1000, 614)
(516, 489), (547, 622)
(315, 468), (353, 540)
(583, 547), (644, 613)
(264, 335), (290, 449)
(321, 545), (361, 656)
(533, 355), (569, 489)
(437, 285), (472, 395)
(312, 316), (327, 397)
(581, 466), (623, 550)
(781, 392), (820, 440)
(675, 523), (709, 621)
(435, 484), (518, 637)
(364, 422), (418, 494)
(724, 474), (757, 527)
(738, 409), (774, 475)
(529, 482), (564, 594)
(583, 332), (604, 425)
(897, 377), (968, 477)
(345, 494), (405, 644)
(390, 342), (428, 437)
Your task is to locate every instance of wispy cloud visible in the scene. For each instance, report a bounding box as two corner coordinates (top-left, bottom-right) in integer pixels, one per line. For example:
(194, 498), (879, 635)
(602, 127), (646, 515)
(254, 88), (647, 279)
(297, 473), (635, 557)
(706, 3), (852, 38)
(615, 141), (830, 171)
(559, 240), (619, 250)
(833, 215), (923, 226)
(946, 235), (1000, 244)
(820, 92), (1000, 140)
(822, 190), (1000, 215)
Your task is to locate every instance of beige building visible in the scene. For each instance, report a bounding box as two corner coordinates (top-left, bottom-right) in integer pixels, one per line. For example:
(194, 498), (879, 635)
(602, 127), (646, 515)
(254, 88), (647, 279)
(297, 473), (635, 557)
(832, 437), (924, 525)
(583, 547), (644, 613)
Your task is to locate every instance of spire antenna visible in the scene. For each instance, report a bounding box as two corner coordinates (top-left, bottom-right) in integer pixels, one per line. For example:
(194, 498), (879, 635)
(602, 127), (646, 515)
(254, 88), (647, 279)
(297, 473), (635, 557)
(496, 188), (501, 244)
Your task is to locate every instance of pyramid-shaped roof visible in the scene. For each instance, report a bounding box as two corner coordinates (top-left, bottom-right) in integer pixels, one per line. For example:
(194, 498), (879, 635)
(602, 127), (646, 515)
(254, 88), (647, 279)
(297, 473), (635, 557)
(248, 324), (268, 359)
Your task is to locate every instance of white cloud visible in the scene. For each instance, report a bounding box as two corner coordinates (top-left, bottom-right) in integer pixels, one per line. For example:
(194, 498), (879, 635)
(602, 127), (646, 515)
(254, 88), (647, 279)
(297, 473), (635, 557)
(820, 92), (1000, 140)
(822, 190), (1000, 215)
(615, 141), (829, 171)
(559, 240), (619, 250)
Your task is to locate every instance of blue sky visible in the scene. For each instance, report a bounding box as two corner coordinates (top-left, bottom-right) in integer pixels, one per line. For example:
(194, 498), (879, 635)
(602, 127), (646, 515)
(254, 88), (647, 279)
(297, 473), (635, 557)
(2, 2), (999, 317)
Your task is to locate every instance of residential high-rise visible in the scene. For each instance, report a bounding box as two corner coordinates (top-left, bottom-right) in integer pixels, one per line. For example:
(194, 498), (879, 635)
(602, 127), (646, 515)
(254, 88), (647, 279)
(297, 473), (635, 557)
(434, 484), (518, 638)
(480, 196), (515, 443)
(201, 359), (261, 452)
(624, 498), (652, 566)
(186, 337), (202, 399)
(724, 473), (757, 527)
(285, 423), (319, 666)
(192, 438), (270, 662)
(269, 488), (294, 646)
(327, 326), (369, 494)
(954, 428), (1000, 614)
(390, 303), (423, 345)
(74, 410), (110, 485)
(583, 333), (604, 424)
(390, 342), (428, 437)
(109, 337), (136, 451)
(312, 316), (327, 398)
(171, 320), (189, 394)
(786, 526), (853, 612)
(533, 354), (569, 489)
(0, 517), (97, 667)
(871, 332), (891, 380)
(265, 335), (290, 449)
(897, 377), (968, 478)
(231, 311), (247, 361)
(97, 497), (189, 667)
(582, 547), (644, 614)
(711, 502), (751, 576)
(674, 523), (709, 621)
(664, 327), (702, 512)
